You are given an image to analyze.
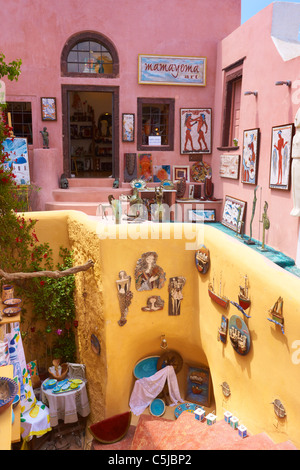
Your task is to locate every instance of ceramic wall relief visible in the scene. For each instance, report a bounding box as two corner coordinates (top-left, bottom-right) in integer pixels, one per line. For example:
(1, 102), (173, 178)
(168, 277), (186, 316)
(141, 296), (165, 311)
(116, 271), (133, 326)
(228, 315), (251, 355)
(195, 245), (210, 274)
(135, 252), (166, 291)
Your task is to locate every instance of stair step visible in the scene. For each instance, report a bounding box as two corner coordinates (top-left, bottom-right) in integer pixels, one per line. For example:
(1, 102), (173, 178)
(91, 411), (298, 451)
(45, 201), (101, 216)
(130, 415), (174, 450)
(68, 178), (115, 188)
(52, 187), (131, 203)
(158, 414), (243, 450)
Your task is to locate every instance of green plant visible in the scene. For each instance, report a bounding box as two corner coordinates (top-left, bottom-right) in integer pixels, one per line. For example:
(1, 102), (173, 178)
(26, 247), (77, 363)
(0, 52), (76, 364)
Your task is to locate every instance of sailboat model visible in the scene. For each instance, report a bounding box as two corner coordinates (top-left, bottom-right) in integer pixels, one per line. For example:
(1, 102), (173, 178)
(238, 275), (251, 310)
(208, 275), (229, 309)
(269, 297), (284, 325)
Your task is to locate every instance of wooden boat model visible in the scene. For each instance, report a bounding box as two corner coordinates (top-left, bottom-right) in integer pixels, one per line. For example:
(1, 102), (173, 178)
(238, 275), (251, 310)
(269, 297), (284, 325)
(208, 277), (229, 309)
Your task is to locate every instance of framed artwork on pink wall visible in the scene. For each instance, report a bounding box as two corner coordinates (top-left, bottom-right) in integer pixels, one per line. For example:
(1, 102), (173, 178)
(241, 128), (259, 184)
(269, 123), (294, 190)
(180, 108), (212, 155)
(41, 97), (57, 121)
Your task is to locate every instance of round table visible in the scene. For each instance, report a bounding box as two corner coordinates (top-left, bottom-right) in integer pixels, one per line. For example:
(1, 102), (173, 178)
(41, 381), (90, 428)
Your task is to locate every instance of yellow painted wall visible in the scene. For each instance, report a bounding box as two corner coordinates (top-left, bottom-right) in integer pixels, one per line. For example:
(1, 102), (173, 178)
(26, 211), (300, 448)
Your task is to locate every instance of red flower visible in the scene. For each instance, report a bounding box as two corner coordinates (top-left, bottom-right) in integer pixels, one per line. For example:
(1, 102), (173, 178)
(40, 281), (45, 287)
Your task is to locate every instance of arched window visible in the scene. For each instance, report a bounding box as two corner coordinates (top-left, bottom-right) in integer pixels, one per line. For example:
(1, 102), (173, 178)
(61, 32), (119, 77)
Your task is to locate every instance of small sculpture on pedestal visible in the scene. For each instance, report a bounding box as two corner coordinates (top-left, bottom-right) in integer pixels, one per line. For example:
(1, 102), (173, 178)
(40, 127), (49, 149)
(260, 201), (270, 251)
(245, 185), (259, 245)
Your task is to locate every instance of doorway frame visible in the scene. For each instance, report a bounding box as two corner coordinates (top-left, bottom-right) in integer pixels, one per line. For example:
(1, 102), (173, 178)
(61, 84), (119, 178)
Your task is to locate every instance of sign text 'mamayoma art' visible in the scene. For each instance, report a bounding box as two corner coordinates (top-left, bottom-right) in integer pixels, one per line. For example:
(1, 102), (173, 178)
(138, 54), (206, 86)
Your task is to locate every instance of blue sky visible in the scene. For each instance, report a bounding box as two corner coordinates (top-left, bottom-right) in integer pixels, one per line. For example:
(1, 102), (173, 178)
(242, 0), (300, 23)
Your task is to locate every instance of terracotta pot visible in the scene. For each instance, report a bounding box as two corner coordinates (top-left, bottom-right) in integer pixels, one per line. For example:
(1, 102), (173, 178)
(2, 285), (14, 303)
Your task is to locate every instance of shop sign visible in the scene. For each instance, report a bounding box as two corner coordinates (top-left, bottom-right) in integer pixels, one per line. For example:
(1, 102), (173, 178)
(138, 54), (206, 86)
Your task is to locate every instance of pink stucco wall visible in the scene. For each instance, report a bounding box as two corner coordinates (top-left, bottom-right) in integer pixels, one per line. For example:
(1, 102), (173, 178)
(213, 3), (300, 260)
(1, 0), (240, 185)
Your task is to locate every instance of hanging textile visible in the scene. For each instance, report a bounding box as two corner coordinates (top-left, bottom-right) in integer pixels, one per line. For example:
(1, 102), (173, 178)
(6, 323), (51, 441)
(129, 365), (184, 416)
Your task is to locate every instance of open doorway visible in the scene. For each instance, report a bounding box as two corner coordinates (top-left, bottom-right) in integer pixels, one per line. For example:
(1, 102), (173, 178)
(62, 85), (119, 179)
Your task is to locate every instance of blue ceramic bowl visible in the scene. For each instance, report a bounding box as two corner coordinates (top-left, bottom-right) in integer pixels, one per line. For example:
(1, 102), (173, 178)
(149, 398), (165, 417)
(0, 377), (18, 415)
(133, 356), (159, 379)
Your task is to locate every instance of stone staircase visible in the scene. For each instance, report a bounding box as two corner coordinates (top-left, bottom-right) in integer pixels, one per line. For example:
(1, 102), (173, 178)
(45, 178), (133, 216)
(91, 411), (297, 451)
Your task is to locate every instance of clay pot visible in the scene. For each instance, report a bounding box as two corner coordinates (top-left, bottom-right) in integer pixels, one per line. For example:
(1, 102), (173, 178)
(2, 285), (14, 303)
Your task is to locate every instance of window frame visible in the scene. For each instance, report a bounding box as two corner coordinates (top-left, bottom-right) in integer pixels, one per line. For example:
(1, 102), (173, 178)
(137, 97), (175, 151)
(218, 58), (244, 150)
(61, 31), (119, 78)
(5, 101), (33, 145)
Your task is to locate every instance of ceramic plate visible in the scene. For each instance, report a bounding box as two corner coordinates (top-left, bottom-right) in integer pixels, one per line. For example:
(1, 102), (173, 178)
(133, 356), (159, 379)
(149, 398), (165, 417)
(174, 402), (203, 419)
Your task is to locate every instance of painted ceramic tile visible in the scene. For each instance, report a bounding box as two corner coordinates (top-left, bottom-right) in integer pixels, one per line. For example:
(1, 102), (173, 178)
(153, 165), (171, 182)
(138, 153), (153, 182)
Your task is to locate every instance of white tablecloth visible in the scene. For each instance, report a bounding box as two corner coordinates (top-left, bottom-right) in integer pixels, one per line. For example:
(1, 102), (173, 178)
(42, 382), (90, 427)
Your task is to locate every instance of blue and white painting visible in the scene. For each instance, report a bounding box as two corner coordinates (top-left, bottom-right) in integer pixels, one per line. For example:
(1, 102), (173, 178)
(221, 196), (246, 233)
(2, 138), (30, 185)
(138, 54), (206, 86)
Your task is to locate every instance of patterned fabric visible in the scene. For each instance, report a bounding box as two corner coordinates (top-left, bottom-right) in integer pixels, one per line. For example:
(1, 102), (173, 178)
(42, 382), (90, 427)
(6, 324), (51, 441)
(6, 324), (36, 414)
(20, 401), (52, 441)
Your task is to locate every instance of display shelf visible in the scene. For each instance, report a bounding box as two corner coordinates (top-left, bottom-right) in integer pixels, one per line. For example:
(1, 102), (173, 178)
(0, 314), (21, 326)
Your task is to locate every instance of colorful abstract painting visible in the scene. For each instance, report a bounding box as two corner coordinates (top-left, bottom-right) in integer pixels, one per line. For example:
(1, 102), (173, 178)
(138, 154), (153, 182)
(41, 97), (57, 121)
(153, 165), (171, 182)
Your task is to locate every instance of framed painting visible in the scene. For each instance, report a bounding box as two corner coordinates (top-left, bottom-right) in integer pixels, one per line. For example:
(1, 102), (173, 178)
(186, 365), (211, 407)
(220, 154), (240, 180)
(122, 113), (135, 142)
(180, 108), (212, 155)
(269, 123), (294, 190)
(188, 209), (216, 223)
(138, 54), (206, 87)
(241, 128), (260, 184)
(173, 165), (190, 182)
(153, 165), (171, 182)
(2, 137), (30, 185)
(41, 97), (57, 121)
(138, 153), (153, 182)
(221, 195), (247, 233)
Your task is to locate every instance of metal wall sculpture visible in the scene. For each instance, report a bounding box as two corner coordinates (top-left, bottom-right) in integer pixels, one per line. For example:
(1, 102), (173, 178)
(116, 271), (133, 326)
(168, 276), (186, 316)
